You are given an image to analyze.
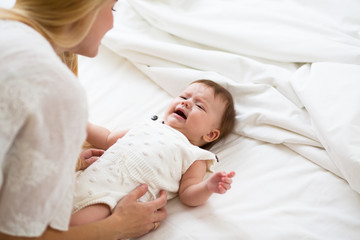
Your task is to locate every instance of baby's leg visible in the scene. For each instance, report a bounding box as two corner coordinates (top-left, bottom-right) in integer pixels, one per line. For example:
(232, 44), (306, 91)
(70, 204), (111, 226)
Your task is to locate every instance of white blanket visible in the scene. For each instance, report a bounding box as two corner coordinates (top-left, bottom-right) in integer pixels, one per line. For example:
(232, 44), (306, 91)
(103, 0), (360, 193)
(77, 1), (360, 238)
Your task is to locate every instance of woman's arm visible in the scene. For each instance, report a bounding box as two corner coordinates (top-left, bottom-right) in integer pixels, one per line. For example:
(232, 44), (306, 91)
(0, 184), (167, 240)
(179, 160), (235, 207)
(87, 122), (128, 150)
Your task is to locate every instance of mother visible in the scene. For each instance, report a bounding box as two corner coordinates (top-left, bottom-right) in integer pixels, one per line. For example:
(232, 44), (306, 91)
(0, 0), (167, 239)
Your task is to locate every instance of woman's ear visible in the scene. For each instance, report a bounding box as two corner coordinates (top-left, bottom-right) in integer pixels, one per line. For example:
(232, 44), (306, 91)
(202, 129), (220, 143)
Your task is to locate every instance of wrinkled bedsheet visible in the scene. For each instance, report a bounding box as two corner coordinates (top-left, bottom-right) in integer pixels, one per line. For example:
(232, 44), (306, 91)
(103, 0), (360, 193)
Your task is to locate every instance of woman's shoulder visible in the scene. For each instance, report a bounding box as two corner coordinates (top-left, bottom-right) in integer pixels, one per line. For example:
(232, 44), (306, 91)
(0, 19), (53, 54)
(0, 20), (85, 112)
(0, 20), (78, 89)
(0, 20), (61, 74)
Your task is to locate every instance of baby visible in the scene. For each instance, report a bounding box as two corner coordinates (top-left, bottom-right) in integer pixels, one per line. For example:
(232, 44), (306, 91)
(70, 79), (236, 226)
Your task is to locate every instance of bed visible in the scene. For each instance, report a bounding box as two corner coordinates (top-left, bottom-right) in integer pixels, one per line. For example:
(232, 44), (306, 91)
(77, 1), (360, 239)
(3, 0), (360, 239)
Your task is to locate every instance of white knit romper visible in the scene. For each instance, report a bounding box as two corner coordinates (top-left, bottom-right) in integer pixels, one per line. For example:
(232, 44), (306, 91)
(73, 119), (217, 213)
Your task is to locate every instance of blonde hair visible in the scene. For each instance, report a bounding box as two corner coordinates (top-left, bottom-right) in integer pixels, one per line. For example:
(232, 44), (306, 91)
(0, 0), (106, 74)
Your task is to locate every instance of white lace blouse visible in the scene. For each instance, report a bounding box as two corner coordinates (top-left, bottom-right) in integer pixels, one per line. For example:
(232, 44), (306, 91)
(0, 20), (88, 236)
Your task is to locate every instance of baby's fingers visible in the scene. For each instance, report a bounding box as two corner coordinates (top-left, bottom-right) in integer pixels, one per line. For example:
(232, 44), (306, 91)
(227, 171), (236, 178)
(218, 182), (231, 193)
(221, 176), (233, 184)
(221, 182), (232, 190)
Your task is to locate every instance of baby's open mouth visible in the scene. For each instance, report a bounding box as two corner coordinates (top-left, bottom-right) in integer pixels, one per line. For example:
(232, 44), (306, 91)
(175, 109), (187, 119)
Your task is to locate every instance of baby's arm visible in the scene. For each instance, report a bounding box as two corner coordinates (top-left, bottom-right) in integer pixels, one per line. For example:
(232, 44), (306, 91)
(179, 160), (235, 207)
(87, 122), (129, 150)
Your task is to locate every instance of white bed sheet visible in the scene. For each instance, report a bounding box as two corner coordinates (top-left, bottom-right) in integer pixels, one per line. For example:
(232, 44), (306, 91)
(78, 0), (360, 239)
(78, 46), (360, 240)
(77, 0), (360, 239)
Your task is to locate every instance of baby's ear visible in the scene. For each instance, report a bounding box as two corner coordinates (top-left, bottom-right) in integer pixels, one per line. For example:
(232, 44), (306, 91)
(203, 129), (220, 143)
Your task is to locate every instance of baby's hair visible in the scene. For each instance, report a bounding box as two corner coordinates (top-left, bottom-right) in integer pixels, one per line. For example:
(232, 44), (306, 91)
(191, 79), (236, 149)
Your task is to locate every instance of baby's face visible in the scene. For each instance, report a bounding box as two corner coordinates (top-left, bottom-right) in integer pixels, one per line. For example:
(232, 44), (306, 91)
(163, 83), (226, 147)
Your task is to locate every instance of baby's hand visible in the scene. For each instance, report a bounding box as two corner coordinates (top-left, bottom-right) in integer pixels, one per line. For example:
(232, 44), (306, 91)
(206, 171), (235, 194)
(78, 148), (105, 170)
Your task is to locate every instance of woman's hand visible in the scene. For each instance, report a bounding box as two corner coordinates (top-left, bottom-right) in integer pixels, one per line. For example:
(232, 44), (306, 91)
(77, 148), (104, 170)
(110, 184), (168, 239)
